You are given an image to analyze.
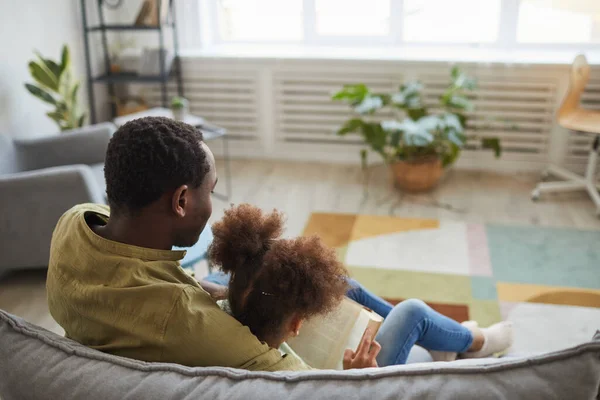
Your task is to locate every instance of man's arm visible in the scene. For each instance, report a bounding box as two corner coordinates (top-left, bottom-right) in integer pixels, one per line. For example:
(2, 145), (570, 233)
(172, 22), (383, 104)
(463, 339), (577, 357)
(162, 286), (310, 371)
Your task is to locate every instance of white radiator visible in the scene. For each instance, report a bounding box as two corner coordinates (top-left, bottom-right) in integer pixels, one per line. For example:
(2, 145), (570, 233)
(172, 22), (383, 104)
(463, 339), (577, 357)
(274, 66), (400, 144)
(144, 61), (261, 142)
(270, 60), (563, 169)
(130, 57), (585, 172)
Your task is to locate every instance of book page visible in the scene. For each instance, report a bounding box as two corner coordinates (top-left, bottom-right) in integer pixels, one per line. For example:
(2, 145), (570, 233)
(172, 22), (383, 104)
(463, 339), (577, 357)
(287, 298), (362, 369)
(335, 309), (383, 369)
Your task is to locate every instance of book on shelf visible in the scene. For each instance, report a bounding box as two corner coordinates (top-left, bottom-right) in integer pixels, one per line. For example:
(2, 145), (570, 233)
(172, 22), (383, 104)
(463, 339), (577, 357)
(134, 0), (170, 26)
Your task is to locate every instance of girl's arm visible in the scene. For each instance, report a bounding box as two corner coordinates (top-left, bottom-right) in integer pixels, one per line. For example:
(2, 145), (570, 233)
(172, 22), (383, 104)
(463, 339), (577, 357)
(198, 280), (228, 300)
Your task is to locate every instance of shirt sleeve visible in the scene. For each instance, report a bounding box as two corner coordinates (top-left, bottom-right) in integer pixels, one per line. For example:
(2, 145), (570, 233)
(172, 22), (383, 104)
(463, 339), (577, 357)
(161, 286), (310, 371)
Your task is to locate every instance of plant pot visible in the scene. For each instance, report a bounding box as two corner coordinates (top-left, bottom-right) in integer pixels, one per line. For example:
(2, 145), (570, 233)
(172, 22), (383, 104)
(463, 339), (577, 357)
(171, 107), (187, 121)
(390, 157), (443, 192)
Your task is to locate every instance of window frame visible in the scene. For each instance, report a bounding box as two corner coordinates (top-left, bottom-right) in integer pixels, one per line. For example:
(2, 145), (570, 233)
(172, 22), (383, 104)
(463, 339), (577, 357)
(195, 0), (600, 51)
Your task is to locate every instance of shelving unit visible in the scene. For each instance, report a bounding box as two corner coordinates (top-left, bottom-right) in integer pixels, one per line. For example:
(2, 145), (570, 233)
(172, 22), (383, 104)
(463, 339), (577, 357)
(80, 0), (183, 124)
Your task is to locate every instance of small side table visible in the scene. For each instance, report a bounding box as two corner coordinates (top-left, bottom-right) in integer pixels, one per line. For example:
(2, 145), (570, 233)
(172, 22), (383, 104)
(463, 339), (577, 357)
(113, 107), (231, 200)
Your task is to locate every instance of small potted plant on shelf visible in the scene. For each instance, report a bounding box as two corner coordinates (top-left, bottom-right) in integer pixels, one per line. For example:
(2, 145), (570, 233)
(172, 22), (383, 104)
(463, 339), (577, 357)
(332, 67), (501, 192)
(170, 96), (189, 121)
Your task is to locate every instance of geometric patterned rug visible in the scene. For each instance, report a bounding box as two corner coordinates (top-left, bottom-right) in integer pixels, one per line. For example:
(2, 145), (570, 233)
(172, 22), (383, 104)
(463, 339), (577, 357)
(302, 213), (600, 352)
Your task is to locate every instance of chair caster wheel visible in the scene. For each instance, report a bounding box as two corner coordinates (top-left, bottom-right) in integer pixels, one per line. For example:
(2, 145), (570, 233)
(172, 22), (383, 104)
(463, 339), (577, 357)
(531, 190), (541, 201)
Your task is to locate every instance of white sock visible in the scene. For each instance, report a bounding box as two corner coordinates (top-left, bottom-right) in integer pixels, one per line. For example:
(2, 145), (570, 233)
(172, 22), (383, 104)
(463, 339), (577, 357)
(429, 321), (479, 362)
(461, 321), (514, 359)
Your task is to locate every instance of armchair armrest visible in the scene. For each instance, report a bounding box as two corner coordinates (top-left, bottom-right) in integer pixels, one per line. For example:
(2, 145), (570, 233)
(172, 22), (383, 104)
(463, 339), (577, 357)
(0, 165), (105, 270)
(14, 122), (116, 171)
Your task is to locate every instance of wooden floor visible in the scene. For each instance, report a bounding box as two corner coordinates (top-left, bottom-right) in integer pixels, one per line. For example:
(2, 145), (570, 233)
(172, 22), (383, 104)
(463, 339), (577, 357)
(2, 159), (599, 335)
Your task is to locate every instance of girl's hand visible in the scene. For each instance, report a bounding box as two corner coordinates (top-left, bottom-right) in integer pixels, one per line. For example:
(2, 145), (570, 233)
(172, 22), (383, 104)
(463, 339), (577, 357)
(343, 328), (381, 370)
(198, 280), (228, 300)
(211, 287), (228, 300)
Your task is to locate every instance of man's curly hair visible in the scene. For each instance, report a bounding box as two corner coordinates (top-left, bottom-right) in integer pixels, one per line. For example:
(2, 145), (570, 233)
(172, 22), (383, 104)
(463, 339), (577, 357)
(209, 204), (350, 344)
(104, 117), (208, 213)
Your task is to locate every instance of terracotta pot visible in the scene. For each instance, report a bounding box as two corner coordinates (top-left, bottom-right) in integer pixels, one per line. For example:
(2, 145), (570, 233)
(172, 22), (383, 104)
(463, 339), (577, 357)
(389, 157), (443, 192)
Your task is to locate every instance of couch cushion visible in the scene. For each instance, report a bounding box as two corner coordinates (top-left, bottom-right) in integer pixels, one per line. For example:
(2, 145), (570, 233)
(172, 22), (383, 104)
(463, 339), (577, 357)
(0, 310), (599, 400)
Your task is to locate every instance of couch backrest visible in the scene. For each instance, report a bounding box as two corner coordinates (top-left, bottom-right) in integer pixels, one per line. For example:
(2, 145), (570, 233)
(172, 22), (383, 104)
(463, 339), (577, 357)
(1, 310), (599, 400)
(12, 123), (114, 172)
(0, 134), (20, 175)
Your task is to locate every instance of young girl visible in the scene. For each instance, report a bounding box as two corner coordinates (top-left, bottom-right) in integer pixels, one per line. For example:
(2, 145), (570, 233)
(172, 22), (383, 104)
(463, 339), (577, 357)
(208, 204), (513, 369)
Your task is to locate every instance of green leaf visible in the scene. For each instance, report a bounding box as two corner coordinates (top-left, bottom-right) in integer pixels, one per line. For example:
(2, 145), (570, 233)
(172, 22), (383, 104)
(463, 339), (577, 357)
(354, 95), (384, 114)
(407, 107), (427, 120)
(56, 101), (68, 112)
(35, 51), (62, 80)
(25, 83), (57, 105)
(371, 93), (391, 106)
(46, 111), (64, 122)
(60, 123), (74, 132)
(360, 149), (368, 169)
(390, 130), (401, 147)
(451, 68), (476, 90)
(28, 61), (59, 91)
(456, 113), (467, 129)
(448, 95), (473, 111)
(447, 130), (466, 147)
(455, 73), (466, 87)
(482, 137), (502, 158)
(451, 66), (460, 80)
(463, 77), (477, 90)
(402, 81), (424, 96)
(46, 111), (70, 131)
(77, 113), (86, 128)
(331, 84), (369, 104)
(337, 118), (364, 135)
(442, 142), (462, 167)
(70, 82), (80, 105)
(60, 45), (70, 76)
(361, 122), (387, 152)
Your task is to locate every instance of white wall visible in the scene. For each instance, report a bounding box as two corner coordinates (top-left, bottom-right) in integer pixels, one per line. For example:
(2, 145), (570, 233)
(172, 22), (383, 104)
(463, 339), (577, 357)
(0, 0), (86, 138)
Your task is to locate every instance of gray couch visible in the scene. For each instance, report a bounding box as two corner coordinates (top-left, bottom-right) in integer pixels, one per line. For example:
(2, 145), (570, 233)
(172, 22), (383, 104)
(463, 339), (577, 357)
(0, 123), (115, 273)
(1, 310), (599, 400)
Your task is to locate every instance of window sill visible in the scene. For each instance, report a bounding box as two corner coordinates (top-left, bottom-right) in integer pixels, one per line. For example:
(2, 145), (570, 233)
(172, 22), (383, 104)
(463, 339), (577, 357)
(181, 44), (600, 66)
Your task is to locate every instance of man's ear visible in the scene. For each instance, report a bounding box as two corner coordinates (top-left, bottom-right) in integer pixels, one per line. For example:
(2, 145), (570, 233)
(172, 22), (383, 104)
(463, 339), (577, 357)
(172, 185), (189, 217)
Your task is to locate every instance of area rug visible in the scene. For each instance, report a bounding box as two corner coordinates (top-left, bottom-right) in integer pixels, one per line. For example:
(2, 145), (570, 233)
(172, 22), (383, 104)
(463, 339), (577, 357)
(302, 213), (600, 352)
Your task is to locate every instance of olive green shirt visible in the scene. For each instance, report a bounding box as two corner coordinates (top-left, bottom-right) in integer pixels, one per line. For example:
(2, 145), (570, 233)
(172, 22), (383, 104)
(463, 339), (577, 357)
(46, 204), (308, 371)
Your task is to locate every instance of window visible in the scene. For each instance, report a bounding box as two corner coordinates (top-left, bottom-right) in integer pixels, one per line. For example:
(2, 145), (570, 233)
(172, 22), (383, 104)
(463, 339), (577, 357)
(216, 0), (303, 42)
(517, 0), (600, 43)
(203, 0), (599, 49)
(403, 0), (501, 43)
(315, 0), (391, 37)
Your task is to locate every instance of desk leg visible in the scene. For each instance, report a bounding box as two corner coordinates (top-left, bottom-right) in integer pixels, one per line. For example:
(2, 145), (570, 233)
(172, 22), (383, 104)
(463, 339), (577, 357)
(211, 134), (232, 202)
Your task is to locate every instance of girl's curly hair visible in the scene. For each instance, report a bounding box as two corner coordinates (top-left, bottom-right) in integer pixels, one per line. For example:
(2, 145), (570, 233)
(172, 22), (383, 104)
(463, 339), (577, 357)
(208, 204), (349, 345)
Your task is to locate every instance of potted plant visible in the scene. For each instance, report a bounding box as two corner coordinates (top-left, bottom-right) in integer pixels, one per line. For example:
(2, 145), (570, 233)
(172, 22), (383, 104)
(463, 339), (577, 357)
(24, 44), (86, 131)
(332, 67), (501, 192)
(170, 96), (189, 121)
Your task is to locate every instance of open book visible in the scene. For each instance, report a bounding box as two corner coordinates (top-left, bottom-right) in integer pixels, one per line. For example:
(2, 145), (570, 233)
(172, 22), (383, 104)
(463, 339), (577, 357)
(286, 298), (384, 370)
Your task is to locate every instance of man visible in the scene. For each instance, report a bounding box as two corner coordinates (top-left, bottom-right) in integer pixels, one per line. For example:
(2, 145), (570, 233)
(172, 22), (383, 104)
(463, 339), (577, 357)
(46, 117), (378, 371)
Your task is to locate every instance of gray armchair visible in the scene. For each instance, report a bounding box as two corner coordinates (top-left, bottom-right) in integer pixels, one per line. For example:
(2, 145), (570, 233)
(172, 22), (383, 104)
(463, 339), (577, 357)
(0, 123), (115, 273)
